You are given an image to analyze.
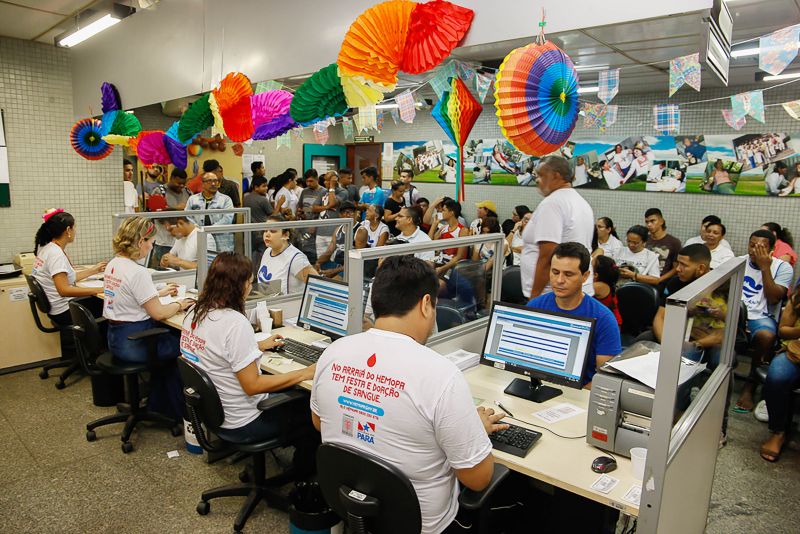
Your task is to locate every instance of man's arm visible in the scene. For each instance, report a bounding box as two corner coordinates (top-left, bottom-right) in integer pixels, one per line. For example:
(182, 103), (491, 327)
(311, 411), (321, 432)
(652, 306), (666, 342)
(530, 241), (556, 298)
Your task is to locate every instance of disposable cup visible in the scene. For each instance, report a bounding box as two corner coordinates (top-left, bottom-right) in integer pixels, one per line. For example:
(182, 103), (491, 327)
(630, 447), (647, 481)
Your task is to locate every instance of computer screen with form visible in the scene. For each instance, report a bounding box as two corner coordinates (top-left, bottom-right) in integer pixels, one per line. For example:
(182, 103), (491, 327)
(298, 275), (349, 339)
(481, 302), (595, 402)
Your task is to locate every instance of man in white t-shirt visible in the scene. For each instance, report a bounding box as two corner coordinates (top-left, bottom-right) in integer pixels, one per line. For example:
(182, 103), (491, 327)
(394, 206), (436, 263)
(311, 256), (507, 534)
(161, 216), (200, 270)
(736, 229), (793, 412)
(123, 159), (138, 214)
(521, 155), (595, 299)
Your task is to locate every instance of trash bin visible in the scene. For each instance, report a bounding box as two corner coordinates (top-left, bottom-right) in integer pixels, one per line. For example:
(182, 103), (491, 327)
(289, 481), (342, 534)
(90, 374), (124, 407)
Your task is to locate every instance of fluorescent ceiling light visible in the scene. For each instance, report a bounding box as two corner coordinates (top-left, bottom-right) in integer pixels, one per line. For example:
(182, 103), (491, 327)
(763, 71), (800, 81)
(375, 103), (399, 109)
(574, 65), (610, 72)
(577, 86), (599, 94)
(731, 46), (760, 58)
(57, 14), (121, 47)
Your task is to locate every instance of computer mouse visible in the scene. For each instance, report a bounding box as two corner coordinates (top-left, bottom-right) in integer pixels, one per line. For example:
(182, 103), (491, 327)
(591, 456), (617, 474)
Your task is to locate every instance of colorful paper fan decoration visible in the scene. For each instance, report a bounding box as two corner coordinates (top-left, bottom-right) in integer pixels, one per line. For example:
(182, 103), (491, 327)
(340, 72), (388, 108)
(101, 134), (131, 146)
(101, 82), (121, 113)
(431, 77), (482, 202)
(337, 0), (415, 88)
(400, 0), (474, 74)
(177, 93), (214, 144)
(163, 135), (188, 169)
(99, 110), (119, 136)
(70, 118), (113, 160)
(212, 72), (254, 142)
(136, 131), (171, 166)
(494, 40), (580, 156)
(208, 92), (227, 137)
(290, 63), (349, 125)
(107, 110), (141, 137)
(251, 90), (297, 140)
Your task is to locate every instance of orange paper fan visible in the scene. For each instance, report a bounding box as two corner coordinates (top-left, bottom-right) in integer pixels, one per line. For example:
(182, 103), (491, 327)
(337, 0), (415, 87)
(401, 1), (474, 74)
(213, 72), (253, 112)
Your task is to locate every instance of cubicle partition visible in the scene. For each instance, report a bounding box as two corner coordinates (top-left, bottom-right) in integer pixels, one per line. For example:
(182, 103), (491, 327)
(638, 257), (745, 533)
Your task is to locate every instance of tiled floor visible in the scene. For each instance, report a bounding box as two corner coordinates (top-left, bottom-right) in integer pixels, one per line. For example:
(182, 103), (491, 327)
(0, 367), (798, 533)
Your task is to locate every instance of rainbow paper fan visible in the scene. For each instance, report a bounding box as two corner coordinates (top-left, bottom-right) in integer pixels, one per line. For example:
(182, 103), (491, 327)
(177, 93), (214, 144)
(431, 77), (482, 201)
(337, 0), (415, 87)
(163, 135), (187, 169)
(400, 1), (474, 74)
(251, 90), (297, 140)
(99, 110), (118, 136)
(340, 73), (388, 108)
(494, 41), (580, 156)
(107, 110), (141, 137)
(212, 72), (254, 142)
(101, 82), (121, 113)
(70, 119), (113, 160)
(102, 134), (131, 146)
(136, 131), (171, 166)
(208, 92), (227, 137)
(290, 64), (349, 125)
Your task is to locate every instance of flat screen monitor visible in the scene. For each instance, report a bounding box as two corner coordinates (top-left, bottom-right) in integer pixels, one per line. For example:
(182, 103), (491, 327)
(480, 301), (595, 403)
(298, 275), (349, 340)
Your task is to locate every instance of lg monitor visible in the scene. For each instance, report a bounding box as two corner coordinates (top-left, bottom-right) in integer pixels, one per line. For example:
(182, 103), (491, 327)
(298, 275), (350, 340)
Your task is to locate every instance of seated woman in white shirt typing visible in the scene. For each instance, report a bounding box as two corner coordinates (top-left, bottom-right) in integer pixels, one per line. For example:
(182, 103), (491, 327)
(257, 215), (319, 295)
(180, 252), (315, 445)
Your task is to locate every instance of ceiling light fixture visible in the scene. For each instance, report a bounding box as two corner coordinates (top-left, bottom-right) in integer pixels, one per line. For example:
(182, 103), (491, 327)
(730, 46), (760, 58)
(58, 14), (121, 47)
(56, 4), (134, 48)
(577, 86), (599, 94)
(762, 71), (800, 81)
(574, 65), (610, 72)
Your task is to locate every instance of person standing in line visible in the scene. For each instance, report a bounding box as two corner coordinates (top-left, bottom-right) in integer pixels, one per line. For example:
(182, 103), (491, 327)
(243, 175), (274, 271)
(383, 180), (407, 237)
(185, 172), (234, 252)
(203, 159), (241, 208)
(399, 169), (421, 207)
(154, 168), (191, 210)
(123, 159), (139, 213)
(338, 168), (360, 205)
(357, 167), (386, 220)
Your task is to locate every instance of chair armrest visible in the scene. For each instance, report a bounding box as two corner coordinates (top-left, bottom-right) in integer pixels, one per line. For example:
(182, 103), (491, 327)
(257, 388), (309, 411)
(127, 327), (170, 341)
(28, 295), (59, 333)
(458, 464), (510, 511)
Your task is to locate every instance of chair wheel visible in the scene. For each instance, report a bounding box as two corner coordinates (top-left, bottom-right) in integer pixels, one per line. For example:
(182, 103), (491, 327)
(170, 424), (183, 437)
(121, 441), (134, 453)
(238, 469), (250, 483)
(86, 430), (96, 442)
(55, 381), (66, 390)
(39, 369), (48, 379)
(196, 501), (210, 515)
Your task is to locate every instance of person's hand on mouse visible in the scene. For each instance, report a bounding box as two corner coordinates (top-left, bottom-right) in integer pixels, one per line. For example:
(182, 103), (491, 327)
(477, 406), (509, 435)
(258, 334), (285, 352)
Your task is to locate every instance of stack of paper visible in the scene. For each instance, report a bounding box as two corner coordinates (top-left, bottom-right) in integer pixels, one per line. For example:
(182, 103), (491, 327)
(605, 351), (706, 390)
(443, 349), (480, 372)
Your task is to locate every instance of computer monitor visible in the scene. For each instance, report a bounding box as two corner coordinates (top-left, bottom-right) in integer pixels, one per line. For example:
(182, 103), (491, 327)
(480, 301), (595, 403)
(297, 275), (350, 340)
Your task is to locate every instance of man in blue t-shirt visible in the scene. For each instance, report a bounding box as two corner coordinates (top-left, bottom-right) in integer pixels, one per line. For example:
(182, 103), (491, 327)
(526, 242), (621, 386)
(357, 166), (386, 220)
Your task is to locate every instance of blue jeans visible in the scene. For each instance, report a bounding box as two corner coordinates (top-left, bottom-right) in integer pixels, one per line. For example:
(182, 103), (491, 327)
(763, 353), (800, 433)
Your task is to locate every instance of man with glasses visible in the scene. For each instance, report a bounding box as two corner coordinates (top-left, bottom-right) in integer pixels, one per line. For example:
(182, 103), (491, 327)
(185, 172), (234, 251)
(203, 159), (241, 207)
(394, 206), (435, 263)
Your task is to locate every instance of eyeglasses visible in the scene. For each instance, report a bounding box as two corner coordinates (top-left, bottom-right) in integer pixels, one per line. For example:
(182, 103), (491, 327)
(203, 179), (220, 184)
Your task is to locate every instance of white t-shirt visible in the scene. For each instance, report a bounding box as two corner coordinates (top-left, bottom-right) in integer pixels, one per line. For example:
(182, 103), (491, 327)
(396, 227), (436, 262)
(742, 256), (793, 320)
(356, 221), (389, 248)
(180, 309), (266, 429)
(709, 245), (735, 269)
(310, 329), (492, 534)
(276, 187), (299, 214)
(257, 244), (311, 295)
(765, 172), (785, 195)
(615, 247), (660, 279)
(102, 256), (159, 322)
(520, 188), (594, 298)
(32, 242), (75, 315)
(684, 235), (732, 251)
(169, 227), (199, 268)
(598, 234), (624, 260)
(123, 180), (138, 213)
(573, 164), (588, 187)
(511, 231), (524, 266)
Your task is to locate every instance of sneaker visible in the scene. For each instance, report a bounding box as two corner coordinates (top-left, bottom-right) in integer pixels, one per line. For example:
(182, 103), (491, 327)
(754, 400), (769, 423)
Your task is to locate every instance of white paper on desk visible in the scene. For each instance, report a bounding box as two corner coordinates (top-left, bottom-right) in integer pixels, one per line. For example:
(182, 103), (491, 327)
(605, 351), (706, 390)
(591, 474), (619, 494)
(531, 402), (585, 424)
(81, 280), (104, 288)
(443, 349), (480, 371)
(622, 485), (642, 506)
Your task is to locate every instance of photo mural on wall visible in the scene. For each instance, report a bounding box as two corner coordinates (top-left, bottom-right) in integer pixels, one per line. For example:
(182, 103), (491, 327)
(383, 132), (800, 197)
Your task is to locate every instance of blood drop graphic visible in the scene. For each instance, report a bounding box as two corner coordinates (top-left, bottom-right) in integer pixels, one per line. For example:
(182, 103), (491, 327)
(367, 353), (377, 367)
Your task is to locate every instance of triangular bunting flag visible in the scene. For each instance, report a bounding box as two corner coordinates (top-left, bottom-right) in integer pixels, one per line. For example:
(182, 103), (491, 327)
(429, 61), (458, 98)
(342, 117), (354, 140)
(669, 53), (701, 97)
(396, 90), (416, 123)
(598, 69), (619, 104)
(313, 121), (329, 145)
(781, 100), (800, 120)
(255, 80), (282, 93)
(389, 107), (400, 125)
(722, 109), (746, 130)
(276, 132), (292, 149)
(653, 104), (680, 134)
(457, 61), (476, 84)
(759, 25), (800, 76)
(731, 90), (765, 123)
(356, 106), (377, 132)
(475, 73), (493, 103)
(376, 111), (384, 132)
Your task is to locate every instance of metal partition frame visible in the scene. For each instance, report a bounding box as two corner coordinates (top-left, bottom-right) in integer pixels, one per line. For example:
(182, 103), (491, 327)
(638, 257), (745, 533)
(196, 218), (355, 292)
(346, 233), (506, 340)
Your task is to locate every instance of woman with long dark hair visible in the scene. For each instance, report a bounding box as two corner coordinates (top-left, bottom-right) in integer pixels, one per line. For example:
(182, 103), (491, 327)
(591, 217), (622, 259)
(762, 222), (796, 266)
(180, 252), (314, 443)
(593, 255), (622, 327)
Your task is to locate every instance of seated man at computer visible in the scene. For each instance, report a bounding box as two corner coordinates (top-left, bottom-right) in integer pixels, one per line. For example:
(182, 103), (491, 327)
(311, 256), (508, 534)
(160, 216), (204, 270)
(527, 242), (621, 387)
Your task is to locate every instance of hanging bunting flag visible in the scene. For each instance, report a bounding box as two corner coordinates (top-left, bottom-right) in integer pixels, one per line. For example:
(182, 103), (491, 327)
(255, 80), (283, 93)
(396, 90), (416, 123)
(313, 121), (329, 144)
(653, 104), (680, 134)
(722, 109), (747, 130)
(327, 117), (337, 127)
(292, 127), (304, 141)
(582, 103), (618, 132)
(781, 99), (800, 120)
(598, 69), (619, 104)
(457, 61), (476, 84)
(389, 107), (400, 125)
(376, 110), (384, 132)
(276, 132), (292, 149)
(342, 117), (355, 140)
(355, 106), (377, 132)
(475, 73), (493, 103)
(759, 26), (800, 76)
(731, 90), (765, 123)
(669, 53), (702, 97)
(605, 105), (618, 127)
(429, 61), (458, 98)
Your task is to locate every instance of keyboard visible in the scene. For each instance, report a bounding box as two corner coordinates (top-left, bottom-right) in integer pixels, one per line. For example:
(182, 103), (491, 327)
(279, 338), (324, 366)
(489, 424), (542, 458)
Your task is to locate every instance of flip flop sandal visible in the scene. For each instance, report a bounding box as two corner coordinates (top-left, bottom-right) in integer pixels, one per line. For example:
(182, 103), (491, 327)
(733, 402), (754, 413)
(760, 443), (782, 462)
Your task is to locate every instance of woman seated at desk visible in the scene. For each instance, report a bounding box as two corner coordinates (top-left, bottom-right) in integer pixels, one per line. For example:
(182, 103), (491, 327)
(180, 252), (315, 457)
(256, 215), (319, 295)
(104, 217), (195, 418)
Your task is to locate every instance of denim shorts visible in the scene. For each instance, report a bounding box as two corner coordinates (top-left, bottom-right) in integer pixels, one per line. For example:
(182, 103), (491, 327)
(747, 316), (777, 339)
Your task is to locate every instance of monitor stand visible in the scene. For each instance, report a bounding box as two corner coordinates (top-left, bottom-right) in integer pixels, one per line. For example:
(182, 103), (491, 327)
(504, 376), (562, 403)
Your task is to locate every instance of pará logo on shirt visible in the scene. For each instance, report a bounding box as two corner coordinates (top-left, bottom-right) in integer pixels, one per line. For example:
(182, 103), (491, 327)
(257, 265), (272, 283)
(742, 276), (762, 299)
(357, 421), (375, 444)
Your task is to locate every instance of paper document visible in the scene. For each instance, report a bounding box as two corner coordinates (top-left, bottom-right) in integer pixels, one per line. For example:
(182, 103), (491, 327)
(591, 474), (619, 494)
(605, 351), (706, 390)
(622, 485), (642, 506)
(442, 349), (480, 371)
(531, 402), (585, 424)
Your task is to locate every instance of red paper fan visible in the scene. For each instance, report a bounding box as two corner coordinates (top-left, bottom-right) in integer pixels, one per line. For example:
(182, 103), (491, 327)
(400, 0), (474, 74)
(213, 72), (253, 110)
(220, 97), (254, 142)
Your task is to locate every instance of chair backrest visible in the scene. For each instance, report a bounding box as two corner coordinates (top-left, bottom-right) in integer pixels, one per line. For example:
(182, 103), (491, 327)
(317, 443), (421, 534)
(177, 358), (226, 433)
(500, 265), (526, 305)
(25, 275), (52, 315)
(69, 300), (104, 373)
(436, 303), (466, 331)
(617, 282), (659, 335)
(449, 259), (486, 308)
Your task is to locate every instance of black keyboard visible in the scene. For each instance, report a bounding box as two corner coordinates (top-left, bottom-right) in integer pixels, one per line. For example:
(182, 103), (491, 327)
(490, 424), (542, 458)
(280, 338), (324, 366)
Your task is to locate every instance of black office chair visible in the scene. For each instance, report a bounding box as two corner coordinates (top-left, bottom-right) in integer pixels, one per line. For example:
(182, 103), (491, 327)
(617, 282), (659, 345)
(436, 303), (467, 331)
(69, 301), (182, 453)
(317, 442), (510, 534)
(25, 275), (80, 389)
(500, 265), (526, 305)
(179, 358), (313, 533)
(447, 260), (487, 319)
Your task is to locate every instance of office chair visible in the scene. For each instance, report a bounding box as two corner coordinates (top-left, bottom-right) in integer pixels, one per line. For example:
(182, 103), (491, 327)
(69, 301), (182, 453)
(446, 260), (487, 318)
(500, 265), (526, 305)
(436, 303), (467, 331)
(178, 358), (313, 533)
(617, 282), (659, 345)
(317, 442), (510, 534)
(26, 275), (79, 389)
